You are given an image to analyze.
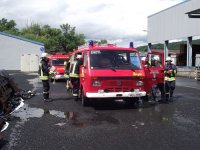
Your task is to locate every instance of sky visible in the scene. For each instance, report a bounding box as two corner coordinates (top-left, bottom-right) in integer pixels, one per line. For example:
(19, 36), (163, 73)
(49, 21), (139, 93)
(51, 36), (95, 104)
(0, 0), (185, 47)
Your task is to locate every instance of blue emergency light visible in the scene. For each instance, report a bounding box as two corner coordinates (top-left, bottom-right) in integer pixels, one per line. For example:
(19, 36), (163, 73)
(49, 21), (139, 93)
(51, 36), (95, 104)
(130, 42), (134, 48)
(89, 40), (94, 46)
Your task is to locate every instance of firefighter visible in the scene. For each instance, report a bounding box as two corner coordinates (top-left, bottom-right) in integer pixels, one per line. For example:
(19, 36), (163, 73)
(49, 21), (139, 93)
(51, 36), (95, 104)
(64, 59), (70, 90)
(164, 57), (177, 101)
(142, 56), (151, 67)
(152, 55), (162, 67)
(38, 53), (52, 102)
(152, 55), (165, 102)
(64, 60), (69, 79)
(69, 54), (83, 98)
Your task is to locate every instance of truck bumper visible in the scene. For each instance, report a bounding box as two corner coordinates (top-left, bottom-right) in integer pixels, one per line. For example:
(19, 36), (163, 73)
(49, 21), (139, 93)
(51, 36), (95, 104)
(53, 75), (66, 80)
(86, 91), (146, 98)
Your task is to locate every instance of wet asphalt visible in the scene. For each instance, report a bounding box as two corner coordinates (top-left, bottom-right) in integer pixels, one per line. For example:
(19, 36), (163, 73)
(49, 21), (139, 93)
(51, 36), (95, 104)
(0, 72), (200, 150)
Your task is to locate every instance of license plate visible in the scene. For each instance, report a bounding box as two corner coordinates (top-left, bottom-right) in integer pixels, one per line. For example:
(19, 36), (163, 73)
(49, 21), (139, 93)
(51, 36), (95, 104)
(135, 93), (141, 96)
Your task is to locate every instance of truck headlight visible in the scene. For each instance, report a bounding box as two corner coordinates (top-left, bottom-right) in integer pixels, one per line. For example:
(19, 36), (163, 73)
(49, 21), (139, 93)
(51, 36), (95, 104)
(98, 89), (104, 93)
(92, 81), (101, 86)
(136, 81), (143, 86)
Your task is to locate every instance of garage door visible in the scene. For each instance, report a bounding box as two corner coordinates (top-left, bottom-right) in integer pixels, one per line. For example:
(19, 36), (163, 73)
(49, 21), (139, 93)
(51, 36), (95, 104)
(21, 54), (39, 72)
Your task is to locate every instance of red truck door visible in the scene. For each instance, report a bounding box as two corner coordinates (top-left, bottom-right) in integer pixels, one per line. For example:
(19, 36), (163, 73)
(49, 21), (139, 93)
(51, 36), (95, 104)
(143, 52), (164, 94)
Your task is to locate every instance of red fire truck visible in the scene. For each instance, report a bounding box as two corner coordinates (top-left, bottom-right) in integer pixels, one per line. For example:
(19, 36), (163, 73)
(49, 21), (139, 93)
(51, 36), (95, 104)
(48, 52), (69, 81)
(69, 41), (148, 106)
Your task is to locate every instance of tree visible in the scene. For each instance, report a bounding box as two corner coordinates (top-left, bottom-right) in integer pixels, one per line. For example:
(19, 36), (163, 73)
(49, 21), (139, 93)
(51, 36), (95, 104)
(100, 39), (107, 44)
(59, 23), (85, 52)
(76, 34), (85, 46)
(20, 23), (63, 52)
(21, 23), (41, 37)
(0, 18), (18, 34)
(93, 39), (108, 45)
(0, 18), (86, 52)
(40, 25), (62, 51)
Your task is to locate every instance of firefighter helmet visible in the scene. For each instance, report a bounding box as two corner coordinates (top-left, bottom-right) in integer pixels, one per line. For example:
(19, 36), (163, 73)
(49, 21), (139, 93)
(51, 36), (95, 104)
(41, 53), (48, 58)
(166, 57), (172, 62)
(154, 55), (160, 61)
(76, 54), (82, 59)
(141, 57), (146, 61)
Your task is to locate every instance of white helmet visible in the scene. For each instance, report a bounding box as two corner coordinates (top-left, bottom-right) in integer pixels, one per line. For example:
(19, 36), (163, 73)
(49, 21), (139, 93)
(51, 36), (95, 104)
(141, 57), (146, 61)
(166, 57), (172, 62)
(154, 55), (160, 61)
(76, 54), (82, 59)
(41, 53), (48, 58)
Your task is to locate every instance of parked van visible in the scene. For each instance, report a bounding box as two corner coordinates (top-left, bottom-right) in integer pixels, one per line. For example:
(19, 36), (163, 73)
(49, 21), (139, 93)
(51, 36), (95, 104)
(69, 41), (146, 106)
(48, 52), (69, 81)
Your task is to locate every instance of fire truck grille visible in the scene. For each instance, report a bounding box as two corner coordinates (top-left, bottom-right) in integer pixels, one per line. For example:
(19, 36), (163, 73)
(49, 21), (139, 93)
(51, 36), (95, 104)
(106, 87), (130, 92)
(105, 81), (133, 86)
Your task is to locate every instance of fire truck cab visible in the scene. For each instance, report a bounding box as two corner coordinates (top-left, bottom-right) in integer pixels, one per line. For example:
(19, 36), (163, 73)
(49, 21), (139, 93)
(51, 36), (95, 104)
(48, 52), (69, 81)
(69, 41), (146, 106)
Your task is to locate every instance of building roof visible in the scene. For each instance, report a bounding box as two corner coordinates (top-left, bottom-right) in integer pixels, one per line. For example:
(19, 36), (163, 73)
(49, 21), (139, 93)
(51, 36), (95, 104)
(152, 49), (181, 55)
(148, 0), (190, 18)
(0, 31), (44, 46)
(186, 8), (200, 18)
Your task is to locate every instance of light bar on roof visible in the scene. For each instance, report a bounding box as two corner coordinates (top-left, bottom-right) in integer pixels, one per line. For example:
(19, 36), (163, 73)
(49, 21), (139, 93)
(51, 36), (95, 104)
(130, 42), (134, 48)
(89, 40), (94, 46)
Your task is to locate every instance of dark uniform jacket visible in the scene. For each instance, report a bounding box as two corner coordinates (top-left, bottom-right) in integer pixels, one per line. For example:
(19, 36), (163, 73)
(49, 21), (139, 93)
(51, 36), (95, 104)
(165, 63), (177, 81)
(39, 59), (50, 80)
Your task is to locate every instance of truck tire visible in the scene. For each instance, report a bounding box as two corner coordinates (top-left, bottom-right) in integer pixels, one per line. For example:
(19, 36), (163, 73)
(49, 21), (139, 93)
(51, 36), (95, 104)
(81, 89), (89, 106)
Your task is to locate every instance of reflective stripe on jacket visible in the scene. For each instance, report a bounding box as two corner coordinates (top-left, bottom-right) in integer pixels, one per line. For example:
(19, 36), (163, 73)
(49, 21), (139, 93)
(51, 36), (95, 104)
(165, 64), (177, 81)
(39, 61), (49, 80)
(64, 61), (70, 78)
(64, 74), (69, 78)
(69, 61), (79, 78)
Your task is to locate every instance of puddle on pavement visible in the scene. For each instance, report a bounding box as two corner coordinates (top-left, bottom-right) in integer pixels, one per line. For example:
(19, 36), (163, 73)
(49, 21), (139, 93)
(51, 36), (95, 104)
(11, 104), (88, 128)
(27, 78), (42, 93)
(9, 104), (86, 148)
(44, 110), (77, 120)
(11, 104), (122, 129)
(11, 104), (78, 123)
(12, 104), (44, 122)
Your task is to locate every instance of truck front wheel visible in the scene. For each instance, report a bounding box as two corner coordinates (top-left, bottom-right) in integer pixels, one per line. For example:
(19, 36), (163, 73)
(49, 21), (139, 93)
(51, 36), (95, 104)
(81, 89), (89, 106)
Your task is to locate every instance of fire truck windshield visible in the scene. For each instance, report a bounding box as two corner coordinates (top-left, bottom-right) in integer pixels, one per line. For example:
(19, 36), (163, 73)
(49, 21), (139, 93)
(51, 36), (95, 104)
(90, 50), (142, 70)
(51, 59), (65, 66)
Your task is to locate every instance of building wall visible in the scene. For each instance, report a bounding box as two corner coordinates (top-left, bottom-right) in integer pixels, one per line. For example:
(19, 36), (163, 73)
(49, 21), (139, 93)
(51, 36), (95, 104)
(148, 0), (200, 43)
(0, 34), (44, 70)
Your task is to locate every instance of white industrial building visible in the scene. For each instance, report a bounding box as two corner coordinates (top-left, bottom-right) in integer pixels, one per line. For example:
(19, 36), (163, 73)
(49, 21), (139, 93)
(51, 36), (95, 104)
(147, 0), (200, 67)
(0, 31), (45, 71)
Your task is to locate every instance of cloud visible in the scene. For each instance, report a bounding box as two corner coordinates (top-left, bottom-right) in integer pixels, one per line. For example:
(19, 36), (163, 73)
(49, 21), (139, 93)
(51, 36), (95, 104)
(0, 0), (184, 46)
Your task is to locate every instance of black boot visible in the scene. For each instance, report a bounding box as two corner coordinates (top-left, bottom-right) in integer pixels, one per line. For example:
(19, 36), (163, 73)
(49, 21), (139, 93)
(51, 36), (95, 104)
(161, 92), (165, 101)
(165, 93), (169, 102)
(170, 91), (173, 97)
(43, 92), (48, 100)
(43, 93), (52, 102)
(170, 91), (174, 101)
